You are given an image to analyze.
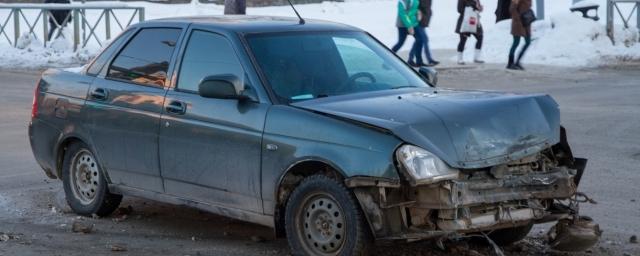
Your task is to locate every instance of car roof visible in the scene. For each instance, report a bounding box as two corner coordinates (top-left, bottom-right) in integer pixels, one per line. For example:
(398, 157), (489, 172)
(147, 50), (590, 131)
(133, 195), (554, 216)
(144, 15), (362, 34)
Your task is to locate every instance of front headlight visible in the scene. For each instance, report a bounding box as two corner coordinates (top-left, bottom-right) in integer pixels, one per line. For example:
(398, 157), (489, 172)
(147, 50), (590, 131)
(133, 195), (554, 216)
(395, 145), (459, 185)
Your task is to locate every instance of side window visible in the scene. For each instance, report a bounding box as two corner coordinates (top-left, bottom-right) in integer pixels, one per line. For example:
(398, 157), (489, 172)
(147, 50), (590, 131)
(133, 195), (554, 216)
(107, 28), (181, 87)
(177, 30), (244, 92)
(86, 29), (134, 76)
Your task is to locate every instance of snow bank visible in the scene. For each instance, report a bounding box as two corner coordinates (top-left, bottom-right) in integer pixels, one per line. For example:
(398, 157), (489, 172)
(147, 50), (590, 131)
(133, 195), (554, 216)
(0, 31), (98, 69)
(263, 0), (640, 66)
(480, 14), (640, 66)
(0, 0), (638, 69)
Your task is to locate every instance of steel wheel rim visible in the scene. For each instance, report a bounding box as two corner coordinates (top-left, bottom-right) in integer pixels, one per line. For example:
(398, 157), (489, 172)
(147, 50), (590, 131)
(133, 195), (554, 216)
(70, 149), (100, 205)
(297, 193), (346, 255)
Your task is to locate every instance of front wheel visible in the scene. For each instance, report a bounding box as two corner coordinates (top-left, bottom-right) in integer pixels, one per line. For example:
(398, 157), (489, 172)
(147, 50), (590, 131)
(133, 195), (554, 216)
(285, 175), (372, 256)
(62, 141), (122, 217)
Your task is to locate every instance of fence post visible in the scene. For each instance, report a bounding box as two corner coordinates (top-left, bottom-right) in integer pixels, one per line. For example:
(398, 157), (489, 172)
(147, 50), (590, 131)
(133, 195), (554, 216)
(138, 7), (145, 22)
(73, 9), (79, 51)
(43, 10), (48, 46)
(637, 2), (640, 31)
(536, 0), (544, 20)
(607, 0), (613, 43)
(13, 8), (19, 47)
(105, 9), (111, 40)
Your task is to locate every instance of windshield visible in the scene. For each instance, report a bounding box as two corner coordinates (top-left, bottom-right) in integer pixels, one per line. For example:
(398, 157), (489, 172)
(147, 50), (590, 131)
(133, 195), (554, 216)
(246, 32), (429, 103)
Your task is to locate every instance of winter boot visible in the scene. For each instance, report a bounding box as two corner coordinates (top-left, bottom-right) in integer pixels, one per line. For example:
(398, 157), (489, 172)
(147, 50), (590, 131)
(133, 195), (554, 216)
(474, 49), (485, 64)
(514, 62), (525, 70)
(408, 60), (425, 67)
(457, 52), (465, 65)
(506, 55), (518, 70)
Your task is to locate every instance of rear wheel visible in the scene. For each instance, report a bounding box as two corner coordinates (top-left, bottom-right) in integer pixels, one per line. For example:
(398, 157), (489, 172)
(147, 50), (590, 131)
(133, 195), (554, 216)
(62, 142), (121, 217)
(285, 175), (371, 256)
(488, 222), (534, 246)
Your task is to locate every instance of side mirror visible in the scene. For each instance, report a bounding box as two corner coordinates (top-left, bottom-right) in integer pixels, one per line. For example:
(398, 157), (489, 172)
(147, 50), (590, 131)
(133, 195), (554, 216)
(198, 74), (246, 99)
(418, 67), (438, 87)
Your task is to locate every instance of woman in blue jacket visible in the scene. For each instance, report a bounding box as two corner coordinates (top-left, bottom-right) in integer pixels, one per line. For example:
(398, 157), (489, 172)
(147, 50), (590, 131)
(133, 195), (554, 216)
(391, 0), (426, 67)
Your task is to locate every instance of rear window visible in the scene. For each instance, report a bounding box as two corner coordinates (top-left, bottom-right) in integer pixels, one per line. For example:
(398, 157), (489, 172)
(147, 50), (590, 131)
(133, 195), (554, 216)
(107, 28), (181, 87)
(86, 29), (134, 76)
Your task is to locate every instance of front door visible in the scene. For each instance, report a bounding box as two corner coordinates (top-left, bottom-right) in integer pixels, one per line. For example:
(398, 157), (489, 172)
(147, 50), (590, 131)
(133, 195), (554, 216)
(86, 27), (183, 192)
(159, 29), (267, 213)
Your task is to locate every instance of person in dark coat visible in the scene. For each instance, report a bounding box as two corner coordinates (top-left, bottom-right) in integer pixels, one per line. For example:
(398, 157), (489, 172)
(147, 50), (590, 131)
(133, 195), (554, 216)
(495, 0), (512, 22)
(408, 0), (439, 66)
(45, 0), (72, 40)
(455, 0), (484, 65)
(507, 0), (532, 70)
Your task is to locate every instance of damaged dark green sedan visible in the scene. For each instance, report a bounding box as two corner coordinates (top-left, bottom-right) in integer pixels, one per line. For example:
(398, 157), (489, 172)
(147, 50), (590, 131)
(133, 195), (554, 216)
(29, 16), (599, 255)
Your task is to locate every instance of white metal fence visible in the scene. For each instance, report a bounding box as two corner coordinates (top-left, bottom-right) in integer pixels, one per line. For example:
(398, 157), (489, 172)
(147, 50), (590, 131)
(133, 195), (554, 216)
(0, 3), (144, 50)
(606, 0), (640, 43)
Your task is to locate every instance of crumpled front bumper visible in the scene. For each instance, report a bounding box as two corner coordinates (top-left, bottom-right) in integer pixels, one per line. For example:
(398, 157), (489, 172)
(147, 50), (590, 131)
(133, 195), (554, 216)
(414, 167), (577, 209)
(420, 167), (577, 232)
(346, 163), (584, 242)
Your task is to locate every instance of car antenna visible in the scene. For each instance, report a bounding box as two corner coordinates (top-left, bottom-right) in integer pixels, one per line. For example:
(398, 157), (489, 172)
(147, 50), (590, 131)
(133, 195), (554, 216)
(286, 0), (305, 24)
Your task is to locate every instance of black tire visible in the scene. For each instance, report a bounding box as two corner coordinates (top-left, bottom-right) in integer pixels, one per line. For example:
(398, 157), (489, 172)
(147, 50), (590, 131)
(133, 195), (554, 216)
(488, 222), (534, 246)
(62, 141), (122, 217)
(285, 175), (372, 256)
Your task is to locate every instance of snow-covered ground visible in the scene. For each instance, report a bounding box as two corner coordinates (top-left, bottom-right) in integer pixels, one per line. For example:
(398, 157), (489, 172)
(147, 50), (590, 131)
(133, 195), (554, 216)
(0, 0), (638, 68)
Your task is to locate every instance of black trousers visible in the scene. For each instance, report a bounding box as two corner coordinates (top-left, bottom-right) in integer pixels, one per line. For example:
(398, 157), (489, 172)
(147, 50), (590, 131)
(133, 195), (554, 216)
(47, 10), (70, 40)
(457, 33), (483, 52)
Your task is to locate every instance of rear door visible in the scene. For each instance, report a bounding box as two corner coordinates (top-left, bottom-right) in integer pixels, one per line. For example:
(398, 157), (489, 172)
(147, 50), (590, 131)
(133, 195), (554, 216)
(86, 26), (185, 192)
(158, 27), (268, 213)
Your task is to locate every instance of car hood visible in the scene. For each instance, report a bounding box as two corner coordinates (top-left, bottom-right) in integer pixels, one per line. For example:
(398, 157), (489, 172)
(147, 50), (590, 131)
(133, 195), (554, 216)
(293, 88), (561, 169)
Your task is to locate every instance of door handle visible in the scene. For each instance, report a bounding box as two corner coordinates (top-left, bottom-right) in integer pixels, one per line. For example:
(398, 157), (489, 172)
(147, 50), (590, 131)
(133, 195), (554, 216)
(165, 100), (186, 115)
(90, 88), (108, 100)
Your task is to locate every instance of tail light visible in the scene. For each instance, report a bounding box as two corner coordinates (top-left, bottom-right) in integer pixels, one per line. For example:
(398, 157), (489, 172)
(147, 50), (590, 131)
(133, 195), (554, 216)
(31, 80), (40, 119)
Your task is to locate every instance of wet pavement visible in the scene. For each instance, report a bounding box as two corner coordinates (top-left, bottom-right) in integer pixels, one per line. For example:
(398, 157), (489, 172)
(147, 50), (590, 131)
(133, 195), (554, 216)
(1, 63), (639, 255)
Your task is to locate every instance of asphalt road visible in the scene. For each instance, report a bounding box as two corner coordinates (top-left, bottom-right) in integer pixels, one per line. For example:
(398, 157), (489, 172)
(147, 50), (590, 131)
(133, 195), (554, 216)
(0, 64), (639, 256)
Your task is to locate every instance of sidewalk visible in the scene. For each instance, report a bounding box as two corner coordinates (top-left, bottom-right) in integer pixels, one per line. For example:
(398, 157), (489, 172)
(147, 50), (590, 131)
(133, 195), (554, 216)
(398, 49), (488, 71)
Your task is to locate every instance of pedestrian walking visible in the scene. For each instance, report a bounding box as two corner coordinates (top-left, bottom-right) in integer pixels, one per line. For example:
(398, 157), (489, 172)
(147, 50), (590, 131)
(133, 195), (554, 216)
(45, 0), (72, 40)
(507, 0), (533, 70)
(455, 0), (485, 65)
(391, 0), (426, 67)
(409, 0), (439, 66)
